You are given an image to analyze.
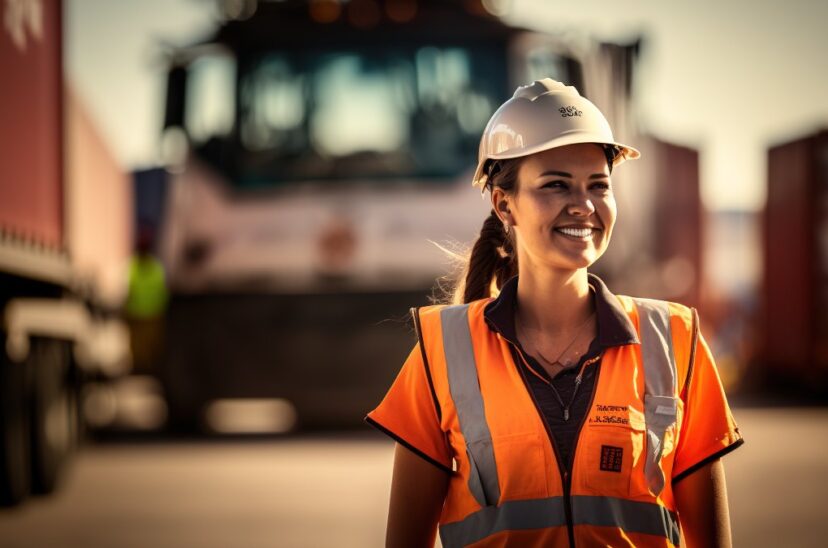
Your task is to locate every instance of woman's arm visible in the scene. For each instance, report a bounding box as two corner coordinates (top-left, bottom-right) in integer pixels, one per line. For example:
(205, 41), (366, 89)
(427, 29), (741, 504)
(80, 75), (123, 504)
(385, 442), (451, 548)
(673, 458), (733, 548)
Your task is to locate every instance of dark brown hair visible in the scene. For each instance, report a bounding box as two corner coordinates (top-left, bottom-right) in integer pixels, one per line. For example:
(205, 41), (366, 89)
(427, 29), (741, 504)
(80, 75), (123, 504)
(449, 158), (522, 304)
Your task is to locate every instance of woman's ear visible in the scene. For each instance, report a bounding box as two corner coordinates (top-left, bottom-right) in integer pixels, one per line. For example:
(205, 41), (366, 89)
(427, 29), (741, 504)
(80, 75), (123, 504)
(491, 188), (513, 226)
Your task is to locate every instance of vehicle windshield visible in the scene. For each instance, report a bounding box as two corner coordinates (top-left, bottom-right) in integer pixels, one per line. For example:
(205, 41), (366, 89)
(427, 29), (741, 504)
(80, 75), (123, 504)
(189, 46), (506, 187)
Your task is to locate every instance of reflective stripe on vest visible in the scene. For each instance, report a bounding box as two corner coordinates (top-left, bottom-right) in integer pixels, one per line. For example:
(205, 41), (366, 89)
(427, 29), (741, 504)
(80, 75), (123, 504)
(440, 496), (566, 548)
(441, 304), (500, 507)
(438, 298), (682, 545)
(439, 495), (680, 548)
(632, 298), (680, 497)
(571, 496), (681, 546)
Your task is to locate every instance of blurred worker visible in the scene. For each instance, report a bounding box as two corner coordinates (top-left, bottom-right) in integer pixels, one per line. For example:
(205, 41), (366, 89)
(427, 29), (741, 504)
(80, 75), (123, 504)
(125, 226), (168, 376)
(367, 79), (743, 547)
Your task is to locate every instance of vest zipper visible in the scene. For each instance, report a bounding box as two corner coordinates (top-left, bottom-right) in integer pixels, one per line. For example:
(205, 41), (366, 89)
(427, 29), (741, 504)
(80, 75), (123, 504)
(513, 347), (573, 547)
(565, 358), (602, 548)
(513, 345), (603, 548)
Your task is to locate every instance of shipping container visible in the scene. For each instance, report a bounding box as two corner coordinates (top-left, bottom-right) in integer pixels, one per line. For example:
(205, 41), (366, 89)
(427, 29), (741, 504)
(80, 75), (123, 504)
(762, 129), (828, 393)
(596, 135), (702, 308)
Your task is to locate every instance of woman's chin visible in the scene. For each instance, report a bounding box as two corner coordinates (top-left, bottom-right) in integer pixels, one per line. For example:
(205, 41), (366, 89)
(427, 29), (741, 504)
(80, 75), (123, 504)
(550, 247), (604, 267)
(542, 256), (596, 272)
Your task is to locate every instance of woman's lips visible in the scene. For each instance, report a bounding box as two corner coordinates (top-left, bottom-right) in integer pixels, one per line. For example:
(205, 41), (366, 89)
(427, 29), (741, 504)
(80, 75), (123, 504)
(554, 226), (599, 240)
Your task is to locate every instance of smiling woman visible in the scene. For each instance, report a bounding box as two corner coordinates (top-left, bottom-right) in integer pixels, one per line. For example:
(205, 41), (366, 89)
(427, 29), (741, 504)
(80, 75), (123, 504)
(366, 79), (743, 547)
(495, 144), (617, 277)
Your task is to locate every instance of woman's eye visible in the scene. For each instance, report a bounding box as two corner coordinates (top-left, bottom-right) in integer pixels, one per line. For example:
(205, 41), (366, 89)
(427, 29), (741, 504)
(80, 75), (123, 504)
(591, 182), (611, 191)
(541, 180), (566, 189)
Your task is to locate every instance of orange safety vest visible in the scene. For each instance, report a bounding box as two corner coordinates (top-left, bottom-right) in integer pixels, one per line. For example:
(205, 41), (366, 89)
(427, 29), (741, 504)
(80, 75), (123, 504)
(413, 295), (697, 547)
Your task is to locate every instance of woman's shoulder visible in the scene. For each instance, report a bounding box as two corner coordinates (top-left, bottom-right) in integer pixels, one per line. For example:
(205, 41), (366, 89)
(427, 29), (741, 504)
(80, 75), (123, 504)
(614, 294), (697, 331)
(412, 298), (494, 322)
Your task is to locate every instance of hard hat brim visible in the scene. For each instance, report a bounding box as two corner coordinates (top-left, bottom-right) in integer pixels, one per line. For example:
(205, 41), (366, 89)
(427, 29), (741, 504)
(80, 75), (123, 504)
(472, 134), (641, 190)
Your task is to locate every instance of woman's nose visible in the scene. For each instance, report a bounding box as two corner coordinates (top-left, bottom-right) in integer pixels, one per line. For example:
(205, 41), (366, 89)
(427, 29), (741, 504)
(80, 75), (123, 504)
(566, 191), (596, 216)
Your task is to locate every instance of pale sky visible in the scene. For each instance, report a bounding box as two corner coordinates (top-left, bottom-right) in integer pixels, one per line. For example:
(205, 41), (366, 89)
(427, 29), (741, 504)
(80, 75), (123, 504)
(67, 0), (828, 211)
(511, 0), (828, 211)
(66, 0), (215, 167)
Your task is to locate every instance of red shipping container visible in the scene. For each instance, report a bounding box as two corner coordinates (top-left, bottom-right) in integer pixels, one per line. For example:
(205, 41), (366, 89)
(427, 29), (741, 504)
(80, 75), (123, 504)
(763, 129), (828, 388)
(0, 0), (63, 249)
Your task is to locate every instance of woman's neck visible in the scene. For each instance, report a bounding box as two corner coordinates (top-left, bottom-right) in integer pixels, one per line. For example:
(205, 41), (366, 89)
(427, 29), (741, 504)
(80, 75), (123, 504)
(515, 267), (594, 335)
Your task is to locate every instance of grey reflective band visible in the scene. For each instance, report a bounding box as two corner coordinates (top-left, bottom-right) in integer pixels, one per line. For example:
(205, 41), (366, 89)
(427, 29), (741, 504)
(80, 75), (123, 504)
(439, 495), (680, 548)
(440, 305), (501, 507)
(633, 298), (678, 396)
(439, 497), (567, 548)
(571, 495), (681, 546)
(632, 298), (680, 497)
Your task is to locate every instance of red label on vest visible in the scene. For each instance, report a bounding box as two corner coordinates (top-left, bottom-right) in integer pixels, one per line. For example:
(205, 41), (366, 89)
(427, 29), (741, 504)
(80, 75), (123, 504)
(600, 445), (623, 472)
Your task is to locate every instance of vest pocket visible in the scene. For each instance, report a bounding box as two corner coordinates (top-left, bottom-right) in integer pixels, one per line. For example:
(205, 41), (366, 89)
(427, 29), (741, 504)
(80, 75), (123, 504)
(582, 412), (650, 498)
(491, 432), (549, 502)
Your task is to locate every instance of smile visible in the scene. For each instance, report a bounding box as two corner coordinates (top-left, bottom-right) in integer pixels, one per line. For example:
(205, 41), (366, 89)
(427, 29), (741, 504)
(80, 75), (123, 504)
(554, 227), (598, 239)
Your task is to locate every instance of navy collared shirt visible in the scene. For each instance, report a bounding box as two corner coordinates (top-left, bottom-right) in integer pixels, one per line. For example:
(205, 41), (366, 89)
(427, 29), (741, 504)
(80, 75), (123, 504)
(483, 272), (639, 471)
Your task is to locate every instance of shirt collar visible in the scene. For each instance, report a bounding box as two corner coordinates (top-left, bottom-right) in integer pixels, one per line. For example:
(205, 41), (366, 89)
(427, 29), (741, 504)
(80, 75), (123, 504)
(483, 272), (640, 348)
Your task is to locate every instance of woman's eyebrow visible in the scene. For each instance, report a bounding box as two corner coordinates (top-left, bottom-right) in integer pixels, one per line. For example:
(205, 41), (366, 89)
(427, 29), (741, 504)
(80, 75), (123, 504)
(538, 170), (572, 178)
(537, 171), (609, 179)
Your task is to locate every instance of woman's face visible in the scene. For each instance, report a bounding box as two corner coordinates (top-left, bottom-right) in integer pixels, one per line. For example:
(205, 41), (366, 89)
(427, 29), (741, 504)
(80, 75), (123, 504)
(493, 143), (616, 274)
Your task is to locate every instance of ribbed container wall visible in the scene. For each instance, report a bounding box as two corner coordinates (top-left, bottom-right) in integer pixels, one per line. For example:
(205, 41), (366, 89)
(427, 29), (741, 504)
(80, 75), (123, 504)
(763, 130), (828, 390)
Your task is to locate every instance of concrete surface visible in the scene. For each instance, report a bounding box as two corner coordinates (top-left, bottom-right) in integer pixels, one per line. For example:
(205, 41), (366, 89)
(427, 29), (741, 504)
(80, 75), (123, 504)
(0, 407), (826, 547)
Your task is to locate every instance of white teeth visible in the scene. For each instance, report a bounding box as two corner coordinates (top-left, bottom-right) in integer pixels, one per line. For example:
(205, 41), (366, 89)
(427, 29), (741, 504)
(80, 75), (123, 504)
(557, 227), (594, 238)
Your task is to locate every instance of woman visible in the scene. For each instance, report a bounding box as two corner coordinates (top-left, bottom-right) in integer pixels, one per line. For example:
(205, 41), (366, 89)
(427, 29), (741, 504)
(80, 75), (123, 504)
(366, 79), (743, 547)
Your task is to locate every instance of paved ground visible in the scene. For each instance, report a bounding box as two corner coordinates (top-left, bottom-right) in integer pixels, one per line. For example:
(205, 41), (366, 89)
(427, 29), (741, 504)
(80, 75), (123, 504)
(0, 407), (826, 547)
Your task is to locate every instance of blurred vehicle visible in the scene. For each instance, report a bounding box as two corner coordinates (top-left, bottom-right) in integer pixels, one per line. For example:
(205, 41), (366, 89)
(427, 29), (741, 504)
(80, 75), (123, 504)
(0, 0), (132, 505)
(155, 0), (697, 432)
(762, 129), (828, 395)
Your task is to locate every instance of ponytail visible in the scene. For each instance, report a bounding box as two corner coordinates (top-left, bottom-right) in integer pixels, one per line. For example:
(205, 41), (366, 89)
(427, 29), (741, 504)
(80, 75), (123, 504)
(442, 158), (522, 304)
(454, 210), (516, 303)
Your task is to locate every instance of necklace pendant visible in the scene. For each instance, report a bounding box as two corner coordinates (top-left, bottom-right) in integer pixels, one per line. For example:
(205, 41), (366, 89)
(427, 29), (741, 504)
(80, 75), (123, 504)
(563, 408), (570, 421)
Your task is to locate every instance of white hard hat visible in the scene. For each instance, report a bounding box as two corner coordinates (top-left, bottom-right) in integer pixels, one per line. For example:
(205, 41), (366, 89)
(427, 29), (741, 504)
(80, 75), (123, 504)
(472, 78), (640, 190)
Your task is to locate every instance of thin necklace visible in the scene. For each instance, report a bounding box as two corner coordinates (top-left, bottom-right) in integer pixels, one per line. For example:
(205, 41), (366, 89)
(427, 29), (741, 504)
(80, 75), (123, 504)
(515, 307), (597, 422)
(518, 308), (595, 370)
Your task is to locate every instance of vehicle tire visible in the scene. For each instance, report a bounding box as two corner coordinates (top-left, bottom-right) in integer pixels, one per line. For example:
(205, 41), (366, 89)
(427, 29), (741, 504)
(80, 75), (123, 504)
(0, 331), (32, 506)
(28, 338), (75, 495)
